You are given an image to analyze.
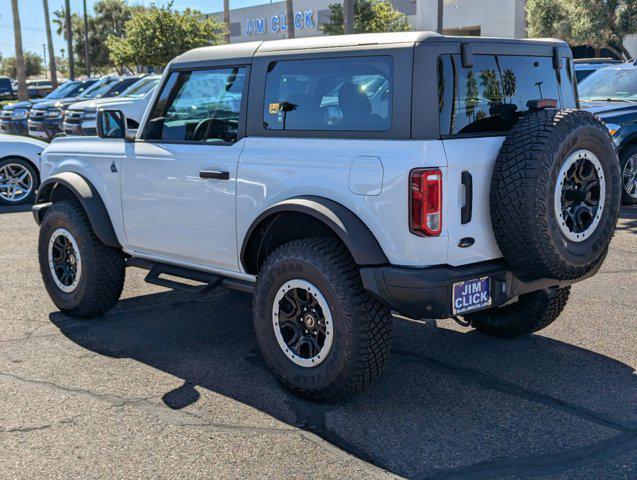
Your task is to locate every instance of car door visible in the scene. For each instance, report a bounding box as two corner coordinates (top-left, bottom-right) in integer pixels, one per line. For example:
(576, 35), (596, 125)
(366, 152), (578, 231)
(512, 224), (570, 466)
(121, 66), (249, 272)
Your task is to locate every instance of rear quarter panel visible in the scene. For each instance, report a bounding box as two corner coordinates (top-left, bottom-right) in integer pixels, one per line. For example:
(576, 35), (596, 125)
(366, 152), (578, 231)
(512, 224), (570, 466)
(237, 137), (450, 268)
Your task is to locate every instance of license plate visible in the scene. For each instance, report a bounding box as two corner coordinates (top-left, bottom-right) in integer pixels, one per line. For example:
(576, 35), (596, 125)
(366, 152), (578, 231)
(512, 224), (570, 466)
(452, 277), (491, 315)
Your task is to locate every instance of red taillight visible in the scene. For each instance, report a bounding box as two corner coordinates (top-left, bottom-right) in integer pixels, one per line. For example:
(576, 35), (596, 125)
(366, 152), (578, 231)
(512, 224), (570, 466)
(410, 168), (442, 236)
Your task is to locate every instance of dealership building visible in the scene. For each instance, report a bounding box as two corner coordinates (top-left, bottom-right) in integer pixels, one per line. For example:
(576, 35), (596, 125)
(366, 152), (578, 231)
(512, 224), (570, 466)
(207, 0), (528, 43)
(207, 0), (637, 57)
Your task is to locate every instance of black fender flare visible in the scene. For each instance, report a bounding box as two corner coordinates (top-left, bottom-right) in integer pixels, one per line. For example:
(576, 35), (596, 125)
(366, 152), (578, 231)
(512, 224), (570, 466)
(33, 172), (121, 248)
(241, 196), (389, 273)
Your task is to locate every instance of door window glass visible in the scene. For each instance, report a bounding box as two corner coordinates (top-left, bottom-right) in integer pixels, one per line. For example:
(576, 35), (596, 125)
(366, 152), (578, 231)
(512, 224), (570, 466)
(263, 56), (392, 132)
(145, 67), (246, 144)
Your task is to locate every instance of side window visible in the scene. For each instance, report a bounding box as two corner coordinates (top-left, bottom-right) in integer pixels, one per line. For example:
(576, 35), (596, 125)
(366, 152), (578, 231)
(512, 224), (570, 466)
(438, 54), (563, 136)
(145, 67), (246, 144)
(263, 56), (393, 132)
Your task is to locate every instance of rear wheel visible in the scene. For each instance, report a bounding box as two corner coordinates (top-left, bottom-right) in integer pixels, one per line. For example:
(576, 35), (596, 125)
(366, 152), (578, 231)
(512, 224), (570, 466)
(253, 238), (393, 401)
(38, 200), (125, 317)
(620, 146), (637, 205)
(0, 157), (38, 205)
(466, 287), (571, 339)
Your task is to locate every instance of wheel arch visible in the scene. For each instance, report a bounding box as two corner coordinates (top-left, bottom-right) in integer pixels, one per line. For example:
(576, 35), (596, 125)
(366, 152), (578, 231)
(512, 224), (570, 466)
(240, 196), (389, 275)
(33, 172), (121, 248)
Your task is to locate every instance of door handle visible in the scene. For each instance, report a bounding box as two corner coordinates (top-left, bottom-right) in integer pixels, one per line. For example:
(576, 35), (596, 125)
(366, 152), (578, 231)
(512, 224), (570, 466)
(199, 170), (230, 180)
(461, 171), (473, 224)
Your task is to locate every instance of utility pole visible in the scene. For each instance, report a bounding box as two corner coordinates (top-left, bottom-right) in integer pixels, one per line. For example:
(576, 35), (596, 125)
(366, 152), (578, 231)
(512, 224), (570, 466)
(64, 0), (75, 80)
(286, 0), (295, 38)
(437, 0), (444, 34)
(83, 0), (90, 77)
(42, 0), (58, 87)
(223, 0), (230, 43)
(343, 0), (354, 34)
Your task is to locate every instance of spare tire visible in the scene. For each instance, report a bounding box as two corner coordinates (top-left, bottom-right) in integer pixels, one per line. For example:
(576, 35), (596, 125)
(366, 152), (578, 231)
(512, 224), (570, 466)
(490, 109), (621, 280)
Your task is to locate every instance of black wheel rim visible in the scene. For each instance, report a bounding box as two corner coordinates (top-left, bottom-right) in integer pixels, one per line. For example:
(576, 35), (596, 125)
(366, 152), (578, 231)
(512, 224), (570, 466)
(272, 280), (333, 367)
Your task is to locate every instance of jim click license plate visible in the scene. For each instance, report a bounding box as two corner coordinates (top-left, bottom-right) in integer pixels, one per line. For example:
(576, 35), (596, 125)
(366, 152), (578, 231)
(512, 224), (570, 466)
(452, 277), (492, 315)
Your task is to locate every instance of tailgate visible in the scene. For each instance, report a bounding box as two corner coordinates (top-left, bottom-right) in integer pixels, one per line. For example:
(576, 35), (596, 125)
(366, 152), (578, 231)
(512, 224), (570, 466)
(442, 137), (505, 266)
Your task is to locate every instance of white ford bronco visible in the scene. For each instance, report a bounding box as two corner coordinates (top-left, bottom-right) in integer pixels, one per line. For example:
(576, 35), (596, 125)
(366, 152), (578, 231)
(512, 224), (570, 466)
(34, 33), (621, 401)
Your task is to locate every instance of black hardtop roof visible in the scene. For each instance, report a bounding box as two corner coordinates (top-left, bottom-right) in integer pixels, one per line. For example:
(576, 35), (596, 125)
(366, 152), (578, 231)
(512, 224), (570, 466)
(171, 32), (569, 67)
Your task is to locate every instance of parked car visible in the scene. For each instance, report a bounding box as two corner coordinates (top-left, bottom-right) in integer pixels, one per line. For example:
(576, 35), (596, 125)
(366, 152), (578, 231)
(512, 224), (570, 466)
(0, 134), (46, 205)
(574, 58), (622, 83)
(2, 80), (85, 136)
(63, 75), (160, 136)
(0, 77), (16, 101)
(579, 63), (637, 204)
(34, 33), (621, 401)
(27, 80), (54, 99)
(26, 78), (101, 141)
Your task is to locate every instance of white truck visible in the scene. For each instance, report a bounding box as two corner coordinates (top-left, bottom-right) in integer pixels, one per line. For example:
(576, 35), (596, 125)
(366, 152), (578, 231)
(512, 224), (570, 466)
(33, 33), (621, 400)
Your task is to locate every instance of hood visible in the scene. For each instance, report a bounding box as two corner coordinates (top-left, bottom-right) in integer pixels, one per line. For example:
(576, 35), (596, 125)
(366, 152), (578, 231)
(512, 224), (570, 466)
(31, 97), (83, 110)
(2, 100), (33, 111)
(67, 96), (136, 112)
(580, 100), (637, 123)
(0, 133), (48, 148)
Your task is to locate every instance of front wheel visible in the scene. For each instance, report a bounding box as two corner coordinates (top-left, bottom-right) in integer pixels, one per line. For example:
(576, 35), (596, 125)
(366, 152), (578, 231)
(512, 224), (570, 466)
(253, 238), (393, 401)
(465, 287), (571, 339)
(38, 200), (125, 317)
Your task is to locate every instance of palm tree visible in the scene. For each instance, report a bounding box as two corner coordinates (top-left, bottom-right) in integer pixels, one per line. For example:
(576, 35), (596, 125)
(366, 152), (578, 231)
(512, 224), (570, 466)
(42, 0), (58, 88)
(286, 0), (295, 38)
(10, 0), (28, 101)
(223, 0), (230, 43)
(64, 0), (75, 80)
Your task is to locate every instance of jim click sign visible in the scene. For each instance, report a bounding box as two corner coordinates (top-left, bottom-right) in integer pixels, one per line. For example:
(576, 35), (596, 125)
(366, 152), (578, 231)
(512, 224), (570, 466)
(245, 10), (316, 36)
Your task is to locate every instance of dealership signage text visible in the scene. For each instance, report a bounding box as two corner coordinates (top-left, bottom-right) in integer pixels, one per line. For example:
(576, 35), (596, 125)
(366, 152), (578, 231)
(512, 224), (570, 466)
(245, 10), (316, 35)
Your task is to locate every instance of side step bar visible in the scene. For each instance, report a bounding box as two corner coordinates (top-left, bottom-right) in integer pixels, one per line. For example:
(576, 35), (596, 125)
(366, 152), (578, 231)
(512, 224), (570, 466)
(126, 258), (255, 294)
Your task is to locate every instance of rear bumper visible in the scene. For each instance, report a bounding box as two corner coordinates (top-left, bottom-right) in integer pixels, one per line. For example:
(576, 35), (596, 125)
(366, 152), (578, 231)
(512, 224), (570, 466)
(360, 259), (601, 319)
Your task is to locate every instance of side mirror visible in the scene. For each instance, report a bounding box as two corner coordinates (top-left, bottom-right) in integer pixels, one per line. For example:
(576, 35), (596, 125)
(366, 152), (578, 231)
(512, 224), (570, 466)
(97, 109), (126, 139)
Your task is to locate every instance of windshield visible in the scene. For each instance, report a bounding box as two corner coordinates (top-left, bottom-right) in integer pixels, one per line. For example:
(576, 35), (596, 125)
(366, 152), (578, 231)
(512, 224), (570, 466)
(579, 67), (637, 101)
(79, 78), (119, 99)
(45, 81), (81, 100)
(120, 76), (160, 98)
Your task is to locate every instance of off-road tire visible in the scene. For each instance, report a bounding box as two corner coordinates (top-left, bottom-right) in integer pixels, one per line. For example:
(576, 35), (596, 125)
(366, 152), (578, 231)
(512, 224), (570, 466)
(619, 145), (637, 205)
(253, 238), (393, 401)
(467, 287), (570, 338)
(491, 109), (621, 280)
(0, 157), (39, 206)
(38, 200), (125, 317)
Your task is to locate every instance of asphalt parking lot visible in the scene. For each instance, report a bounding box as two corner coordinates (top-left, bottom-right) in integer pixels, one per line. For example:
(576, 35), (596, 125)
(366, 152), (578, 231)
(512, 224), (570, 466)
(0, 204), (635, 480)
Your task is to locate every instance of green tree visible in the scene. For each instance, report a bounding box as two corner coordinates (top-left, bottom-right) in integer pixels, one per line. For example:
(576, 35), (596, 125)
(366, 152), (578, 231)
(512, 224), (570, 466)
(107, 4), (225, 71)
(74, 0), (137, 74)
(321, 0), (410, 35)
(1, 53), (44, 78)
(527, 0), (637, 60)
(479, 69), (502, 104)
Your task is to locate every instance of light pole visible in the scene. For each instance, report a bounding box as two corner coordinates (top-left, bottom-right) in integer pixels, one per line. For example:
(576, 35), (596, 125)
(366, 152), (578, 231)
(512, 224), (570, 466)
(42, 44), (47, 79)
(437, 0), (444, 34)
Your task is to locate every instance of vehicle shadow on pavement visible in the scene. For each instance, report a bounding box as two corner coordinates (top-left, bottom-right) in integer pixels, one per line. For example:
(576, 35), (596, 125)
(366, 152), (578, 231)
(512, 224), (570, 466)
(617, 206), (637, 235)
(0, 204), (32, 215)
(49, 289), (637, 480)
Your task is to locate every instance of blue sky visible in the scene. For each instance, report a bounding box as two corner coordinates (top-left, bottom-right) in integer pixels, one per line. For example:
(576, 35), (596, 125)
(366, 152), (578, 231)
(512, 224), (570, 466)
(0, 0), (266, 58)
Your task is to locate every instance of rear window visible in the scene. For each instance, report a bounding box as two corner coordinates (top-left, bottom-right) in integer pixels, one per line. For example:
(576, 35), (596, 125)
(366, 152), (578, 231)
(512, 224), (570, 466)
(263, 56), (393, 132)
(438, 54), (577, 136)
(0, 78), (11, 90)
